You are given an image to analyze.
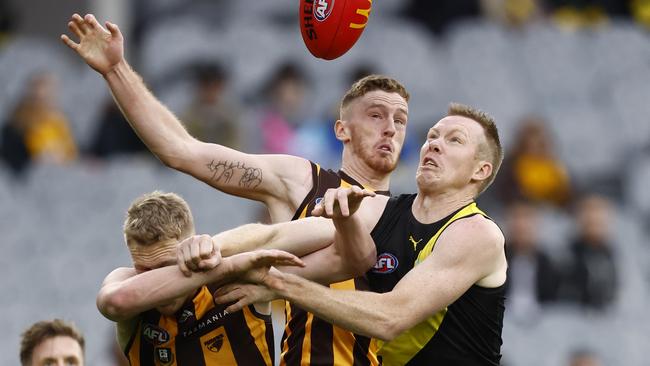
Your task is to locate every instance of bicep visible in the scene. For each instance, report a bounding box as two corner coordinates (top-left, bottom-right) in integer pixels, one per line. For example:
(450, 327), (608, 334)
(182, 141), (312, 203)
(384, 223), (503, 330)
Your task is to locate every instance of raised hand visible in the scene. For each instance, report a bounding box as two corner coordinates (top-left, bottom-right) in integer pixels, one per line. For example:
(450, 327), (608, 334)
(177, 234), (222, 277)
(221, 249), (304, 291)
(214, 282), (278, 313)
(311, 186), (375, 219)
(60, 13), (124, 76)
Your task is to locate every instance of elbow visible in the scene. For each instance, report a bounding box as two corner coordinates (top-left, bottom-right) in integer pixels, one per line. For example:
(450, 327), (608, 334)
(347, 251), (377, 278)
(377, 317), (408, 342)
(157, 137), (197, 171)
(97, 289), (136, 321)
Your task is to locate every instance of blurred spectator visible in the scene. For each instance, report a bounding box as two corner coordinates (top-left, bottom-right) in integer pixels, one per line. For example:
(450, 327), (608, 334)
(504, 200), (560, 324)
(20, 319), (85, 366)
(548, 0), (629, 28)
(631, 0), (650, 28)
(496, 116), (572, 208)
(0, 72), (77, 177)
(87, 99), (147, 159)
(567, 348), (603, 366)
(402, 0), (481, 35)
(181, 62), (242, 148)
(480, 0), (544, 27)
(0, 0), (16, 44)
(255, 61), (310, 154)
(559, 193), (618, 310)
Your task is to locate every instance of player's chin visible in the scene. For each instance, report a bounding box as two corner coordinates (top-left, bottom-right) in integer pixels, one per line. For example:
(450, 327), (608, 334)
(369, 157), (398, 173)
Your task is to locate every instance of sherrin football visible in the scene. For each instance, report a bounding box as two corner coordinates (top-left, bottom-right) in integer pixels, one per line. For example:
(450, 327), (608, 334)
(299, 0), (373, 60)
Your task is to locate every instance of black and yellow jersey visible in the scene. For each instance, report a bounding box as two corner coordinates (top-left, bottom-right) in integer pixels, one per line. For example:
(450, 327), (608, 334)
(124, 284), (274, 366)
(281, 162), (387, 366)
(369, 194), (505, 366)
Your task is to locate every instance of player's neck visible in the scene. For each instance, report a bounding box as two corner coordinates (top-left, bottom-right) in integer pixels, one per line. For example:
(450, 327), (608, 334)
(339, 162), (390, 191)
(412, 189), (474, 224)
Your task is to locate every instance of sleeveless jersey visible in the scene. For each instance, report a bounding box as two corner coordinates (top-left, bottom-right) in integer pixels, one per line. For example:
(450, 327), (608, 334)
(281, 162), (387, 366)
(369, 194), (505, 366)
(124, 283), (274, 365)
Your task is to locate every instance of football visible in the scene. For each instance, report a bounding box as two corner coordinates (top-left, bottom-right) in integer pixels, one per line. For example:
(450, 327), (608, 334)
(299, 0), (373, 60)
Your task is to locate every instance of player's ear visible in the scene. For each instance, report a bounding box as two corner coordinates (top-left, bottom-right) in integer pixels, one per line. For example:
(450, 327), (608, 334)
(334, 119), (351, 143)
(472, 160), (492, 182)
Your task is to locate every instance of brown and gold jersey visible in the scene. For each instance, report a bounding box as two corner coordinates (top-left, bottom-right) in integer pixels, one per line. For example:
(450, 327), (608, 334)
(281, 162), (387, 366)
(124, 284), (274, 366)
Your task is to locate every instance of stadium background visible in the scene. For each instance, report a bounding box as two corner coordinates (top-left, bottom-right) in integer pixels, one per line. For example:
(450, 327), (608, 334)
(1, 0), (649, 365)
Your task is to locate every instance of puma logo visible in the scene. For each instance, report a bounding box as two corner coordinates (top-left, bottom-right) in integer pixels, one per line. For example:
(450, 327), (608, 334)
(409, 235), (422, 250)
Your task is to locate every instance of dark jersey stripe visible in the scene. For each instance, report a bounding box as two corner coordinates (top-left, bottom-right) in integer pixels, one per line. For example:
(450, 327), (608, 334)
(139, 311), (160, 366)
(283, 163), (384, 366)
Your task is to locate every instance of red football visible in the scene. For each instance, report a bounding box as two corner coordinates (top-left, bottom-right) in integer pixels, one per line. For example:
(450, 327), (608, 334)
(299, 0), (373, 60)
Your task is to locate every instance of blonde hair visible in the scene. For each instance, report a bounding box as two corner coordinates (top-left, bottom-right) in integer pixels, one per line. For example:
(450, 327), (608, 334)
(447, 103), (503, 195)
(20, 319), (85, 366)
(123, 191), (194, 246)
(340, 75), (409, 117)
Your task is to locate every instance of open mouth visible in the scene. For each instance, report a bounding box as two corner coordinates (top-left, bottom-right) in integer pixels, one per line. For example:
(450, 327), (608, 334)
(377, 144), (393, 153)
(422, 157), (438, 167)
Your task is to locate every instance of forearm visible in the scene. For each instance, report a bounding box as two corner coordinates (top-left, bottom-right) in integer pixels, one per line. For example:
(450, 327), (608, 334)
(268, 272), (399, 340)
(99, 259), (240, 321)
(218, 218), (335, 258)
(103, 60), (193, 166)
(332, 215), (377, 276)
(98, 266), (206, 321)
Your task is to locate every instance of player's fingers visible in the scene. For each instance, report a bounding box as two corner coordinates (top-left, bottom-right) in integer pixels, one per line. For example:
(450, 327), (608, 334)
(311, 201), (324, 216)
(363, 189), (376, 197)
(105, 21), (121, 39)
(336, 188), (350, 216)
(67, 20), (83, 39)
(269, 251), (305, 267)
(84, 13), (106, 33)
(198, 257), (220, 270)
(199, 236), (214, 259)
(72, 13), (89, 35)
(214, 285), (241, 303)
(225, 300), (246, 313)
(60, 34), (80, 51)
(177, 247), (192, 277)
(214, 283), (239, 297)
(182, 242), (199, 271)
(323, 189), (337, 217)
(189, 237), (202, 265)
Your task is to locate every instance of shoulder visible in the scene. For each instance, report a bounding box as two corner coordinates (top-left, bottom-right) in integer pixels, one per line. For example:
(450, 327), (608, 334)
(441, 215), (504, 255)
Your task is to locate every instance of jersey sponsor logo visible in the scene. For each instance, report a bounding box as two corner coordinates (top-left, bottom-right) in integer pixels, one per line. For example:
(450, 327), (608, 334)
(408, 235), (423, 250)
(372, 253), (398, 274)
(314, 0), (335, 21)
(205, 334), (225, 353)
(155, 347), (173, 365)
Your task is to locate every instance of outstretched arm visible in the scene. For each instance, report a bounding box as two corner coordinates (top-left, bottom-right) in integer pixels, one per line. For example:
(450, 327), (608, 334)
(236, 216), (506, 340)
(61, 14), (311, 208)
(177, 217), (338, 275)
(178, 194), (384, 282)
(97, 249), (303, 322)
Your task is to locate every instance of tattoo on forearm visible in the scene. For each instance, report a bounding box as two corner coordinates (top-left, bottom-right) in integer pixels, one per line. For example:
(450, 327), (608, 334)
(206, 160), (263, 188)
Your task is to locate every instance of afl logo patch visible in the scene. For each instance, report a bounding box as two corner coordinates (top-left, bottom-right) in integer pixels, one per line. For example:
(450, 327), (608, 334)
(314, 0), (335, 21)
(142, 324), (170, 345)
(372, 253), (398, 274)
